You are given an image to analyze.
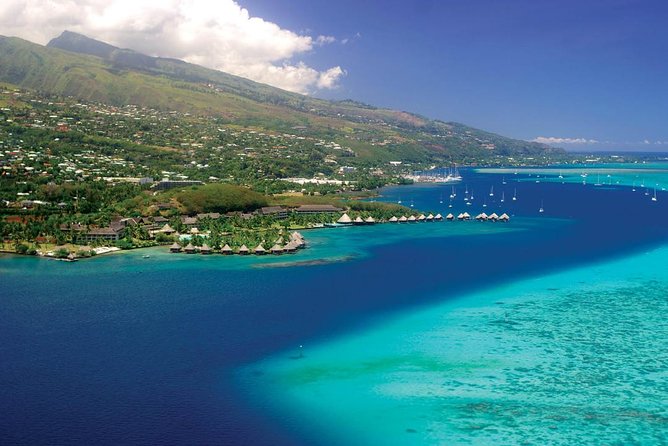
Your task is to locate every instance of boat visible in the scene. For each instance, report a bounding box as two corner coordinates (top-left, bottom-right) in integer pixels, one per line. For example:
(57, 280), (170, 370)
(439, 194), (443, 204)
(558, 170), (563, 179)
(501, 191), (505, 203)
(652, 188), (658, 202)
(489, 186), (494, 197)
(482, 200), (487, 208)
(397, 197), (402, 204)
(512, 188), (517, 201)
(539, 200), (544, 213)
(410, 200), (414, 208)
(594, 174), (602, 186)
(502, 176), (507, 185)
(142, 254), (151, 259)
(632, 181), (636, 192)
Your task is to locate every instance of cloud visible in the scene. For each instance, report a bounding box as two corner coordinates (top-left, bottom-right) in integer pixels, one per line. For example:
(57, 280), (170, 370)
(532, 136), (599, 145)
(0, 0), (345, 94)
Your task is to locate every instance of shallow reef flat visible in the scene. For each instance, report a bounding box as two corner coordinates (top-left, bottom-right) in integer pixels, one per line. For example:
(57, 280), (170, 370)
(245, 245), (668, 446)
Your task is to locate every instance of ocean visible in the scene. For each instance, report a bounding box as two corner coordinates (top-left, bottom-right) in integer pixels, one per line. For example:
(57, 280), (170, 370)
(1, 167), (667, 445)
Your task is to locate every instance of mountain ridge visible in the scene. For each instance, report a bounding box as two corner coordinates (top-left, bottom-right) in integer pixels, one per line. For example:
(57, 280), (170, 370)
(0, 31), (559, 162)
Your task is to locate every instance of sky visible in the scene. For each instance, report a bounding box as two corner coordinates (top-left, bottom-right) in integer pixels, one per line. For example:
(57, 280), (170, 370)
(1, 0), (667, 151)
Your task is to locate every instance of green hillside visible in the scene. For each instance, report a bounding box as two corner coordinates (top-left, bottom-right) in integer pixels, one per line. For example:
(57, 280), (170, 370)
(0, 32), (560, 163)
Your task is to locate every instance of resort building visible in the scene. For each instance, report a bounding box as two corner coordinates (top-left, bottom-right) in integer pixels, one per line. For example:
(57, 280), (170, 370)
(259, 206), (288, 219)
(295, 204), (343, 214)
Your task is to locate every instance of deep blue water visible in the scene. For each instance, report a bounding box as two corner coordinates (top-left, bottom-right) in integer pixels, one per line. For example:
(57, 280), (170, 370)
(1, 169), (668, 445)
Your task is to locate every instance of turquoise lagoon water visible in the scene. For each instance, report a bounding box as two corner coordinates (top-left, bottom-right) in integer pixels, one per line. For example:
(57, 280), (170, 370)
(2, 166), (668, 445)
(477, 163), (668, 192)
(245, 244), (668, 445)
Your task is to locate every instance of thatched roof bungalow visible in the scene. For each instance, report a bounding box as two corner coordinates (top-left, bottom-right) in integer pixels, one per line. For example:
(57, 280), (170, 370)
(435, 213), (443, 221)
(499, 213), (510, 222)
(221, 244), (233, 255)
(398, 216), (408, 223)
(364, 216), (376, 224)
(389, 216), (399, 223)
(337, 213), (353, 225)
(169, 243), (182, 253)
(270, 244), (284, 255)
(353, 216), (365, 225)
(184, 243), (197, 254)
(254, 244), (267, 255)
(407, 215), (417, 223)
(200, 244), (212, 254)
(238, 244), (250, 255)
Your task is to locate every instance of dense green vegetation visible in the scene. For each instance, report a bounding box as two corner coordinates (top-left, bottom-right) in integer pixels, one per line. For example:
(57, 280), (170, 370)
(0, 32), (561, 165)
(174, 184), (268, 214)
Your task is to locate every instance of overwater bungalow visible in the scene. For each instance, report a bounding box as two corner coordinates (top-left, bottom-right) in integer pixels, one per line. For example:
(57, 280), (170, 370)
(498, 213), (510, 222)
(435, 213), (444, 221)
(463, 212), (471, 220)
(457, 213), (465, 220)
(200, 244), (212, 254)
(407, 215), (417, 223)
(254, 244), (267, 255)
(184, 243), (197, 254)
(398, 216), (408, 223)
(488, 213), (499, 221)
(284, 242), (297, 253)
(337, 213), (353, 225)
(353, 216), (365, 225)
(364, 216), (376, 224)
(446, 213), (454, 221)
(417, 214), (426, 222)
(169, 243), (182, 253)
(270, 244), (284, 255)
(221, 244), (233, 255)
(389, 216), (399, 223)
(426, 214), (434, 221)
(238, 244), (250, 255)
(476, 212), (488, 221)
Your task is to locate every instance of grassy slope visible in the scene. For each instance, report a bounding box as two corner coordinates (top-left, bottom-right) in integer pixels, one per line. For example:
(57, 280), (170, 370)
(0, 35), (557, 162)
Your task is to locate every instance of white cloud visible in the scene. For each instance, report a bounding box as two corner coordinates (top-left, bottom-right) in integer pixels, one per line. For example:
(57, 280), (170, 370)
(315, 35), (336, 46)
(0, 0), (345, 94)
(532, 136), (599, 145)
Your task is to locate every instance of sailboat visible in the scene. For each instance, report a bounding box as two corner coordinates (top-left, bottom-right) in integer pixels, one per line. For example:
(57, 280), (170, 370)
(652, 188), (658, 202)
(632, 181), (636, 192)
(558, 170), (564, 179)
(512, 188), (517, 201)
(439, 194), (443, 204)
(397, 197), (402, 204)
(594, 174), (602, 186)
(539, 200), (544, 213)
(501, 191), (505, 203)
(489, 186), (494, 197)
(470, 190), (475, 201)
(410, 200), (414, 208)
(502, 176), (507, 185)
(482, 199), (487, 208)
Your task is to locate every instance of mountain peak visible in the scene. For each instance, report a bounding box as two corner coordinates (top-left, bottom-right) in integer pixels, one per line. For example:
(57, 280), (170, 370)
(47, 30), (120, 59)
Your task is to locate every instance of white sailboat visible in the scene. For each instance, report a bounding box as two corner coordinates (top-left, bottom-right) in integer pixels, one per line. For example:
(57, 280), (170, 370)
(501, 191), (505, 203)
(632, 181), (636, 192)
(558, 170), (563, 179)
(512, 188), (517, 201)
(502, 177), (507, 185)
(652, 188), (658, 202)
(539, 200), (544, 213)
(489, 186), (494, 197)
